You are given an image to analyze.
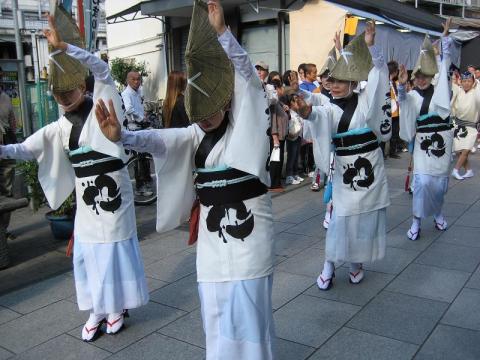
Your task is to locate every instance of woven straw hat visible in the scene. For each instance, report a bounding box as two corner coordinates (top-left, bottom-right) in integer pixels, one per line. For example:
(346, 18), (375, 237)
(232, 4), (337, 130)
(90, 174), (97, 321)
(411, 35), (438, 79)
(48, 3), (88, 93)
(184, 0), (234, 123)
(329, 32), (373, 82)
(319, 47), (337, 76)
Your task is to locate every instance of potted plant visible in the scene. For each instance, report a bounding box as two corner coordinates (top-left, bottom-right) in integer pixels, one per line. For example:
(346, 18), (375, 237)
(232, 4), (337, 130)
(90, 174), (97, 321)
(16, 161), (44, 211)
(16, 160), (75, 240)
(45, 192), (75, 240)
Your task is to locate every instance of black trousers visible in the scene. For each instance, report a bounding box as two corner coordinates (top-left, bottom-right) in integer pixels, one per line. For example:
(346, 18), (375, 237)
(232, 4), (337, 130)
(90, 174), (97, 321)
(134, 153), (152, 188)
(390, 116), (401, 155)
(269, 138), (285, 188)
(300, 143), (314, 174)
(286, 137), (301, 177)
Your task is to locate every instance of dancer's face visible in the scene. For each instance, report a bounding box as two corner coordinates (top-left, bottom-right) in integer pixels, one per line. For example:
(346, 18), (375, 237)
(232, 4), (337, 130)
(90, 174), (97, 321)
(330, 79), (355, 98)
(461, 77), (475, 92)
(198, 110), (225, 133)
(414, 73), (432, 90)
(54, 86), (85, 112)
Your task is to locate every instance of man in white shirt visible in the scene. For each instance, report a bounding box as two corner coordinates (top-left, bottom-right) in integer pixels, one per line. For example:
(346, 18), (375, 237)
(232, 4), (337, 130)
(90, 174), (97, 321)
(121, 71), (153, 196)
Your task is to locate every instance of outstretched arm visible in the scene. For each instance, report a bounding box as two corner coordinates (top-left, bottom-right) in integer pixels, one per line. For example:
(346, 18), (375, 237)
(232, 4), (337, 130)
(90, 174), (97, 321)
(95, 99), (166, 155)
(208, 0), (254, 80)
(44, 15), (112, 84)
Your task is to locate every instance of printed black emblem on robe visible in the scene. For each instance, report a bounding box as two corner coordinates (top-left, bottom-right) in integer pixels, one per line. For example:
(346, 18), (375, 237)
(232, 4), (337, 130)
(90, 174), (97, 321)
(343, 156), (375, 191)
(206, 202), (254, 243)
(82, 174), (122, 215)
(420, 132), (446, 158)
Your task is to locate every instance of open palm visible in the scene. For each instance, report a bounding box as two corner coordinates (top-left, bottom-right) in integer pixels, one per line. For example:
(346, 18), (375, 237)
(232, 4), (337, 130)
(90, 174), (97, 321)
(95, 99), (121, 142)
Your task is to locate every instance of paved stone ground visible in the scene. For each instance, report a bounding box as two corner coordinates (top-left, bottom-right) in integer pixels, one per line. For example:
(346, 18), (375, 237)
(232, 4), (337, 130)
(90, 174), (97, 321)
(0, 151), (480, 359)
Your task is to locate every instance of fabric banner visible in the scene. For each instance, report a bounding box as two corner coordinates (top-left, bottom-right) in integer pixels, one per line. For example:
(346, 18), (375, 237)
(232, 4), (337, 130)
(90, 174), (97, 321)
(84, 0), (101, 52)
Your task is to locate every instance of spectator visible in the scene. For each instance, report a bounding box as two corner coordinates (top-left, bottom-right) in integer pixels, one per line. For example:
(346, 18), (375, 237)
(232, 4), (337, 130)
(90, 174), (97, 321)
(299, 63), (319, 92)
(282, 70), (297, 87)
(467, 64), (476, 76)
(162, 71), (189, 128)
(297, 63), (307, 84)
(255, 61), (269, 83)
(282, 90), (304, 185)
(267, 71), (281, 84)
(0, 82), (17, 241)
(121, 71), (153, 196)
(268, 78), (288, 192)
(388, 60), (401, 159)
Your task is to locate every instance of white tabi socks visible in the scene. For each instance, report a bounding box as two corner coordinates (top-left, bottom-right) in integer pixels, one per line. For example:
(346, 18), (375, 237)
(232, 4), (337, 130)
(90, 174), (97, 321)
(317, 261), (335, 290)
(407, 217), (421, 241)
(106, 311), (127, 334)
(349, 262), (365, 284)
(434, 214), (448, 231)
(82, 313), (105, 342)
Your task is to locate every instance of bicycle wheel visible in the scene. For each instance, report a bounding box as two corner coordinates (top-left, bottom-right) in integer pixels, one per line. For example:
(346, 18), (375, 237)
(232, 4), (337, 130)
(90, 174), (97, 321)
(126, 154), (157, 206)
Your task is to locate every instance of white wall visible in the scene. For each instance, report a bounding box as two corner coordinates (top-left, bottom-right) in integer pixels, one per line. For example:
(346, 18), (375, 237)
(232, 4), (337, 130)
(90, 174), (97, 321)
(105, 0), (167, 101)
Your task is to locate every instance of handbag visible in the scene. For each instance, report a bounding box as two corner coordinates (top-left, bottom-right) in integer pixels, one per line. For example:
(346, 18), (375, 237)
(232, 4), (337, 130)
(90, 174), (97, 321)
(188, 199), (200, 246)
(270, 146), (280, 162)
(287, 112), (302, 140)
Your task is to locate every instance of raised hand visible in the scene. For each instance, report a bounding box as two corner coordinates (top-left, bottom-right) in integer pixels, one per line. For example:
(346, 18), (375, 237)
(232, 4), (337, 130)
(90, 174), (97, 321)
(398, 64), (408, 85)
(207, 0), (226, 35)
(95, 99), (121, 142)
(295, 97), (312, 119)
(364, 20), (376, 47)
(289, 71), (299, 91)
(43, 15), (67, 50)
(442, 17), (452, 37)
(333, 30), (342, 51)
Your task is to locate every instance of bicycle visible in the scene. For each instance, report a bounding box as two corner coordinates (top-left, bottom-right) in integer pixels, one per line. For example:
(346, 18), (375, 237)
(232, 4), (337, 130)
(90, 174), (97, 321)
(126, 149), (157, 206)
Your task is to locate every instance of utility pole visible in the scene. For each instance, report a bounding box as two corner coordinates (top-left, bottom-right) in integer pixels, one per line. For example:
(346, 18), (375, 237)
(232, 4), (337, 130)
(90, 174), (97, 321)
(31, 30), (45, 128)
(12, 0), (31, 137)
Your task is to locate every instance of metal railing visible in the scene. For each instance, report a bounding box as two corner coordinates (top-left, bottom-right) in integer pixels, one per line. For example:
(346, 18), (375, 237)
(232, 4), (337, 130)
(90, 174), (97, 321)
(420, 0), (480, 8)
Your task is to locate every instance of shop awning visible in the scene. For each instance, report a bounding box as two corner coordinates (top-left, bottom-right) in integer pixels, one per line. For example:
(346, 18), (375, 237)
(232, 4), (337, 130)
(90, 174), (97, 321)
(325, 0), (445, 35)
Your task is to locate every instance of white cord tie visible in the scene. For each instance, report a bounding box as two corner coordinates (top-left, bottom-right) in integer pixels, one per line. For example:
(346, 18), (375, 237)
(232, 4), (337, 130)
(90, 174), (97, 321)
(188, 72), (210, 98)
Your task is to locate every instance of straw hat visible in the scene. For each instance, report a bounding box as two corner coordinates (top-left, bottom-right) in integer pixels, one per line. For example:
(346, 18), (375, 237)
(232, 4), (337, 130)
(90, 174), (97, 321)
(184, 0), (234, 123)
(319, 47), (337, 76)
(48, 3), (88, 93)
(329, 32), (373, 82)
(411, 35), (438, 79)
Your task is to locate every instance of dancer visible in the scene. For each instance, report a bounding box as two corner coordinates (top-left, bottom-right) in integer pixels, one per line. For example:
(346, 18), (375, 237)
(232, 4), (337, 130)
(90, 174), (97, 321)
(451, 70), (480, 179)
(95, 1), (274, 358)
(398, 20), (453, 240)
(296, 21), (391, 289)
(0, 9), (148, 341)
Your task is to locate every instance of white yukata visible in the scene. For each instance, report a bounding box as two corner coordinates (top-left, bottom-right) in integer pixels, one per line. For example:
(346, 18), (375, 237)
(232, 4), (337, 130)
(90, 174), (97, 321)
(451, 82), (480, 151)
(0, 44), (149, 315)
(304, 45), (391, 264)
(119, 30), (275, 360)
(399, 37), (452, 219)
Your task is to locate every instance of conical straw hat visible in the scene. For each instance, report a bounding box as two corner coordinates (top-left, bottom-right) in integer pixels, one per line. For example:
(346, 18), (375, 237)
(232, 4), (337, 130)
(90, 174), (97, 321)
(319, 47), (337, 76)
(329, 32), (373, 82)
(48, 2), (88, 93)
(411, 35), (438, 79)
(184, 0), (234, 123)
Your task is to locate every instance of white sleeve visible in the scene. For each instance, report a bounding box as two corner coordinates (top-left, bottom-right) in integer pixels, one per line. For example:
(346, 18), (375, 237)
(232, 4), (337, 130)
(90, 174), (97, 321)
(304, 105), (333, 174)
(431, 37), (451, 119)
(398, 85), (419, 142)
(121, 91), (138, 117)
(0, 143), (35, 160)
(365, 45), (391, 141)
(65, 44), (113, 85)
(120, 129), (167, 156)
(217, 30), (254, 81)
(300, 89), (330, 106)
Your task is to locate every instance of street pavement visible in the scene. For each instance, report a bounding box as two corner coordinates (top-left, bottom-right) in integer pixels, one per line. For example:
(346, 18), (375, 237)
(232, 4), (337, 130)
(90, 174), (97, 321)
(0, 151), (480, 359)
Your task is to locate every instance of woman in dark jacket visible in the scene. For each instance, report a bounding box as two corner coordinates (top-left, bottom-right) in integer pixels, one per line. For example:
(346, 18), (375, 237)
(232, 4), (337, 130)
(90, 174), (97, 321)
(162, 71), (190, 128)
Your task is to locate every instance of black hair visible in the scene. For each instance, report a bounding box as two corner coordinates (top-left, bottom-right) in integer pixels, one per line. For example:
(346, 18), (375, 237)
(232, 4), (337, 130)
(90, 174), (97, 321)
(267, 71), (281, 84)
(268, 78), (282, 89)
(387, 61), (399, 75)
(305, 63), (317, 75)
(298, 63), (307, 73)
(282, 70), (294, 86)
